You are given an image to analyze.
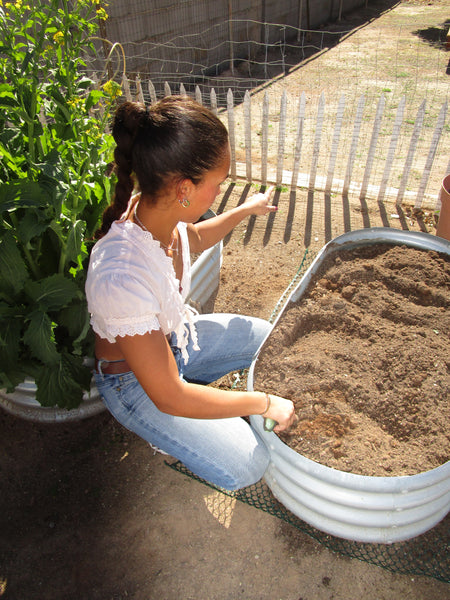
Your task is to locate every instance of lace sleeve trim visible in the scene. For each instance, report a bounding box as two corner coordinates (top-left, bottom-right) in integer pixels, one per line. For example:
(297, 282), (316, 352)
(91, 314), (161, 342)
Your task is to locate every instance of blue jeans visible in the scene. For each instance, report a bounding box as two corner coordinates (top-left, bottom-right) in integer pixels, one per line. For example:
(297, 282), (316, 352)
(94, 314), (272, 490)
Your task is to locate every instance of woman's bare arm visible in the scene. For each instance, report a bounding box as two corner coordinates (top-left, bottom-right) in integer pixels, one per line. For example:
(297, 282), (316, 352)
(188, 187), (276, 253)
(115, 329), (295, 430)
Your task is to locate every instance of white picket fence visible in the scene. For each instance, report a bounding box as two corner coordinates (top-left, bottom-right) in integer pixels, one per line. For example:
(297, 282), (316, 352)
(122, 74), (449, 210)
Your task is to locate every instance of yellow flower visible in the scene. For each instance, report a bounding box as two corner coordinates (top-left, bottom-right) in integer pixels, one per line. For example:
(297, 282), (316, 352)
(53, 31), (64, 45)
(96, 7), (108, 20)
(85, 123), (101, 139)
(67, 97), (83, 109)
(102, 79), (121, 100)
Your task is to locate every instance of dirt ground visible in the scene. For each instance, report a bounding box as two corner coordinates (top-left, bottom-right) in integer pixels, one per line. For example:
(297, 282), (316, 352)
(1, 1), (449, 599)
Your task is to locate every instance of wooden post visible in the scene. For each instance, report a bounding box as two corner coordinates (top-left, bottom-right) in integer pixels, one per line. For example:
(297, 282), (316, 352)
(276, 91), (288, 186)
(297, 0), (304, 41)
(261, 92), (269, 186)
(244, 90), (252, 182)
(210, 88), (218, 115)
(414, 100), (448, 209)
(325, 94), (346, 193)
(396, 100), (426, 206)
(122, 74), (132, 102)
(343, 94), (365, 196)
(148, 80), (157, 104)
(360, 94), (386, 200)
(227, 89), (237, 181)
(377, 96), (406, 203)
(309, 92), (325, 190)
(136, 75), (144, 104)
(291, 92), (306, 189)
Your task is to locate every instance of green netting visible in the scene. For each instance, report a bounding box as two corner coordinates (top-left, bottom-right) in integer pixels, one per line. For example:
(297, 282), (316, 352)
(268, 248), (316, 324)
(168, 460), (450, 584)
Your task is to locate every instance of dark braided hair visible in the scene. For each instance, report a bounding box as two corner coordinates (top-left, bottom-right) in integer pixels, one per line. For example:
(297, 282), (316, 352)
(95, 96), (229, 239)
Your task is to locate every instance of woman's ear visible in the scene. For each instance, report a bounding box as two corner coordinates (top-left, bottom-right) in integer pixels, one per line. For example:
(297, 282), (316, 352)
(177, 178), (195, 201)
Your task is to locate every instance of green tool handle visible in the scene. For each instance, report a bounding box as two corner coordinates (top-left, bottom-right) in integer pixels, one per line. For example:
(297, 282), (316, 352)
(264, 418), (277, 432)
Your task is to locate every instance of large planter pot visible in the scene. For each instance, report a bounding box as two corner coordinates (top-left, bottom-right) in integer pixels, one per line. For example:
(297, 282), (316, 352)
(249, 228), (450, 544)
(0, 359), (104, 423)
(187, 208), (223, 313)
(436, 173), (450, 241)
(188, 241), (223, 312)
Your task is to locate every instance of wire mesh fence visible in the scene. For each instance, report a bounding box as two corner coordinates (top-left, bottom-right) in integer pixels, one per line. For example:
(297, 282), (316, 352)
(91, 3), (450, 210)
(96, 2), (450, 107)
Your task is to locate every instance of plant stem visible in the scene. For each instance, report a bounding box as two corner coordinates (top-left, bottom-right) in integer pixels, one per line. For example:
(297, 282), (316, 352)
(27, 104), (36, 164)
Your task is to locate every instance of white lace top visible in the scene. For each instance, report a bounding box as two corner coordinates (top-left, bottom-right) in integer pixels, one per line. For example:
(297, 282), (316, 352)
(85, 219), (199, 362)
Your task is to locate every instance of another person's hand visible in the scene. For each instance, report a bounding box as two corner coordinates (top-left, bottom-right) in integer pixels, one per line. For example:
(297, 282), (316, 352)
(261, 393), (296, 433)
(244, 186), (277, 216)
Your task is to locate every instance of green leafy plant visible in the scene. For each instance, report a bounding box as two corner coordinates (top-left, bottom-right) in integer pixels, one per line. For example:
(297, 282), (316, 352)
(0, 0), (118, 408)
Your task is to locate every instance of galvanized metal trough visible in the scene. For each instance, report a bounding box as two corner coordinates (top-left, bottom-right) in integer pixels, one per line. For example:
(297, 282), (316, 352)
(249, 228), (450, 544)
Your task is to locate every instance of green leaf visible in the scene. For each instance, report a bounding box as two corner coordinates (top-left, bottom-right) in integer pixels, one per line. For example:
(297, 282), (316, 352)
(58, 299), (90, 342)
(25, 273), (78, 311)
(0, 314), (22, 368)
(65, 219), (85, 266)
(0, 364), (30, 394)
(0, 143), (27, 177)
(85, 89), (103, 110)
(16, 208), (51, 245)
(77, 76), (95, 90)
(0, 181), (47, 212)
(35, 352), (91, 408)
(0, 83), (17, 104)
(0, 231), (29, 295)
(20, 51), (33, 75)
(0, 300), (23, 318)
(63, 351), (93, 392)
(23, 309), (59, 364)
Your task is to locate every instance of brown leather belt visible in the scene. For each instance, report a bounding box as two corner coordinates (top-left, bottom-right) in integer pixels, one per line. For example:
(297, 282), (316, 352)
(95, 358), (133, 374)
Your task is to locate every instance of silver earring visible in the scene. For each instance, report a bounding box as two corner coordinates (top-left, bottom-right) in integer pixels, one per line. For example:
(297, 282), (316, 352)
(179, 197), (190, 208)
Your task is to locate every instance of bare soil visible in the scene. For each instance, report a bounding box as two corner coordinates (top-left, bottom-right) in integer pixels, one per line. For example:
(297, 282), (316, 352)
(0, 2), (449, 599)
(253, 244), (450, 476)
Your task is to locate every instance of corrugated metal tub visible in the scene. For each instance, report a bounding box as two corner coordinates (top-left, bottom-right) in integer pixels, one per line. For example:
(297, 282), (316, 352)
(248, 228), (450, 544)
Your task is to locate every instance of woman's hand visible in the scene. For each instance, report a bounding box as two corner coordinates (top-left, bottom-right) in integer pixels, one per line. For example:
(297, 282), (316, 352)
(189, 186), (277, 252)
(262, 393), (296, 433)
(243, 186), (277, 216)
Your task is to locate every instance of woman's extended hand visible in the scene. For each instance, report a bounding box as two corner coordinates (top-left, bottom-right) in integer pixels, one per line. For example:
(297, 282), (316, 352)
(263, 394), (296, 433)
(244, 186), (277, 216)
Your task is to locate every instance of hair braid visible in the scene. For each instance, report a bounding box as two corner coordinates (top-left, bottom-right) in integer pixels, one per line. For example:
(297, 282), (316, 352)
(95, 102), (147, 239)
